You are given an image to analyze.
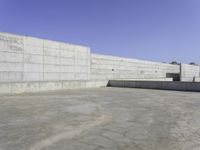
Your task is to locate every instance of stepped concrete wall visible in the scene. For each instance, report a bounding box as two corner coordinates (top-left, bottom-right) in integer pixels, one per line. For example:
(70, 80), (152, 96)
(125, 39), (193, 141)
(0, 32), (199, 94)
(91, 54), (180, 80)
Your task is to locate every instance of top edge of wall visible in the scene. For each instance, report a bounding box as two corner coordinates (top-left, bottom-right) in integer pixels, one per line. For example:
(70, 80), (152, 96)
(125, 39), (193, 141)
(92, 53), (181, 66)
(0, 31), (90, 49)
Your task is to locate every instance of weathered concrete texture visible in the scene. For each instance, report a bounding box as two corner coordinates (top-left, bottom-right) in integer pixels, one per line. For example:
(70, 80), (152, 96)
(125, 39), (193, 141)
(0, 32), (200, 94)
(181, 64), (200, 82)
(109, 80), (200, 92)
(91, 54), (180, 80)
(0, 87), (200, 150)
(194, 77), (200, 82)
(0, 80), (108, 94)
(0, 32), (90, 82)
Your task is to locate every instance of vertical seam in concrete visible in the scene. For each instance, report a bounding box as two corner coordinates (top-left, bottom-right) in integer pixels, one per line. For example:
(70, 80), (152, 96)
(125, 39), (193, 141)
(59, 44), (61, 81)
(88, 48), (90, 80)
(74, 46), (76, 80)
(22, 37), (25, 81)
(180, 63), (182, 82)
(42, 40), (44, 81)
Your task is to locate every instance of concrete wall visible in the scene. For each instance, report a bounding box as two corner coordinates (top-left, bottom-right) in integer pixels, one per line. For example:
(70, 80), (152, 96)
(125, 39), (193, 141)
(108, 80), (200, 92)
(0, 32), (199, 94)
(180, 64), (200, 82)
(194, 77), (200, 82)
(0, 32), (90, 82)
(0, 80), (108, 95)
(91, 54), (180, 80)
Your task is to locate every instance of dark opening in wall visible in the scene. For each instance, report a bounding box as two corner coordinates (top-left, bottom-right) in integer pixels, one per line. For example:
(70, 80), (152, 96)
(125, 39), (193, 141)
(166, 73), (180, 81)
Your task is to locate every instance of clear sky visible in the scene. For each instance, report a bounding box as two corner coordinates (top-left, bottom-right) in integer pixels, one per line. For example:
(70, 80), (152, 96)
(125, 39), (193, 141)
(0, 0), (200, 64)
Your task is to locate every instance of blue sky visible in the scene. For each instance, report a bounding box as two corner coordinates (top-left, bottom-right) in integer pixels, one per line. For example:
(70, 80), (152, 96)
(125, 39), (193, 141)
(0, 0), (200, 64)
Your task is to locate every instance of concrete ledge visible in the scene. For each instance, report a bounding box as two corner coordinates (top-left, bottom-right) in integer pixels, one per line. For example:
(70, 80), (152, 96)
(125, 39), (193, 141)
(108, 80), (200, 92)
(113, 78), (173, 81)
(0, 80), (109, 94)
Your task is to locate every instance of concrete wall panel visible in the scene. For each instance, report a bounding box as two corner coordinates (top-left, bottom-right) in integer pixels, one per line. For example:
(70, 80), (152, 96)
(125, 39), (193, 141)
(60, 58), (74, 65)
(0, 33), (24, 53)
(44, 73), (60, 81)
(0, 72), (23, 82)
(44, 47), (60, 57)
(44, 64), (60, 73)
(181, 64), (200, 82)
(60, 73), (74, 80)
(91, 54), (180, 80)
(24, 45), (43, 55)
(0, 51), (23, 63)
(24, 63), (43, 73)
(23, 72), (43, 81)
(0, 32), (91, 83)
(60, 65), (74, 73)
(0, 62), (23, 72)
(24, 54), (43, 64)
(60, 50), (75, 58)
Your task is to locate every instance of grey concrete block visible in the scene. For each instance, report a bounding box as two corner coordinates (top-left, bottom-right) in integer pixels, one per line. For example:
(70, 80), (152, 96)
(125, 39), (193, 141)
(24, 54), (43, 64)
(60, 65), (74, 73)
(24, 63), (43, 73)
(0, 62), (23, 72)
(0, 72), (23, 82)
(60, 58), (74, 65)
(44, 56), (60, 65)
(0, 32), (24, 53)
(44, 73), (60, 81)
(44, 47), (60, 57)
(75, 73), (88, 80)
(60, 73), (74, 80)
(24, 45), (43, 55)
(60, 50), (75, 58)
(44, 64), (60, 73)
(23, 72), (43, 81)
(0, 51), (23, 63)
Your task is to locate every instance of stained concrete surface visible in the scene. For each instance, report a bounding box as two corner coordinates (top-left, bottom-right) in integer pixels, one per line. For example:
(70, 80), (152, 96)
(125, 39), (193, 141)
(0, 87), (200, 150)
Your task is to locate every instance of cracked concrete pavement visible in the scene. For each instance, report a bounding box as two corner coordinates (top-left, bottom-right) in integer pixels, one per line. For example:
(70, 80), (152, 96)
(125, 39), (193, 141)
(0, 87), (200, 150)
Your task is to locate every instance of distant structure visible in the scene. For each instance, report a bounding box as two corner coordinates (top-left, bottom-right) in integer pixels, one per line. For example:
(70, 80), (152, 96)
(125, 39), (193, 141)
(0, 32), (199, 94)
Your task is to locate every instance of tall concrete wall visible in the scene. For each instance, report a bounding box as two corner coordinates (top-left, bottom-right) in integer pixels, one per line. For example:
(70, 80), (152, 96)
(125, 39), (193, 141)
(181, 64), (200, 82)
(0, 32), (90, 82)
(0, 32), (199, 94)
(91, 54), (180, 80)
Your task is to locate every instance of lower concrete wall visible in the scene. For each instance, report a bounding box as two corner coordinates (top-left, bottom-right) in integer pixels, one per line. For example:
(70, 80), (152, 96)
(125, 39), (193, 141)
(0, 80), (108, 94)
(108, 80), (200, 92)
(114, 78), (173, 81)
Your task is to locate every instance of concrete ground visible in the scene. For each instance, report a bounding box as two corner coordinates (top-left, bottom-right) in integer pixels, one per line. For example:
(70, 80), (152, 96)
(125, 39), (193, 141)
(0, 88), (200, 150)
